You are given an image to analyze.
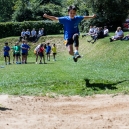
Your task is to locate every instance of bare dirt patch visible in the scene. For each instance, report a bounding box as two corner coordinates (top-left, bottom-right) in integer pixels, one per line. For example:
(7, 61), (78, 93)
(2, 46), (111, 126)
(0, 94), (129, 129)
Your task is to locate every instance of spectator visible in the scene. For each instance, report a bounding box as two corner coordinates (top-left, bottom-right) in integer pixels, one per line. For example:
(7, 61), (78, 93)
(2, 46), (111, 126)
(19, 29), (25, 42)
(87, 27), (104, 44)
(31, 28), (37, 42)
(103, 26), (109, 37)
(82, 26), (94, 37)
(121, 34), (129, 40)
(110, 27), (124, 42)
(3, 42), (11, 65)
(40, 28), (45, 36)
(25, 29), (30, 41)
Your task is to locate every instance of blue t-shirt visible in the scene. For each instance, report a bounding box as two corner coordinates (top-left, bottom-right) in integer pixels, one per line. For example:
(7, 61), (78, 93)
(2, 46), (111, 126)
(3, 46), (10, 55)
(21, 43), (30, 53)
(46, 46), (51, 53)
(58, 16), (84, 40)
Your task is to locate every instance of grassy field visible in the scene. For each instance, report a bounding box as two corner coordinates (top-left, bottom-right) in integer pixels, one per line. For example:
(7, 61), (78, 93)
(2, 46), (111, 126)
(0, 33), (129, 96)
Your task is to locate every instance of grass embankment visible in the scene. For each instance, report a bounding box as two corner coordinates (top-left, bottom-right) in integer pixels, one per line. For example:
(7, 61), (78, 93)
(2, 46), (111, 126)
(0, 33), (129, 96)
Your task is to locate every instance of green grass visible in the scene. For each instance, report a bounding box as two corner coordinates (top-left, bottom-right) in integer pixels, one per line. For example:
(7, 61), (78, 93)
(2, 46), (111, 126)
(0, 33), (129, 96)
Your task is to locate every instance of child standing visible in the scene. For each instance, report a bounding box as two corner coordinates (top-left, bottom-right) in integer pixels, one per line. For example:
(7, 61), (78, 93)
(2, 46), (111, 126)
(43, 5), (96, 62)
(39, 44), (46, 64)
(14, 42), (21, 64)
(3, 42), (11, 65)
(46, 43), (51, 61)
(52, 44), (57, 61)
(11, 43), (16, 63)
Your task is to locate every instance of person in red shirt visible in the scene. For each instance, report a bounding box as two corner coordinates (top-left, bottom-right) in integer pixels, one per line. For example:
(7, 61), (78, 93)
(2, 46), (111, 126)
(39, 44), (46, 64)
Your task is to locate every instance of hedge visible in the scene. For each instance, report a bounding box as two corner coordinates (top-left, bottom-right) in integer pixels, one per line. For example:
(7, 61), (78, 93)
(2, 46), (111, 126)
(0, 20), (63, 38)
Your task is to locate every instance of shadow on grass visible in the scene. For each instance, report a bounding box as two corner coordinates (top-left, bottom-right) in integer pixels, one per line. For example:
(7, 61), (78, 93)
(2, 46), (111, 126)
(0, 107), (12, 111)
(84, 79), (129, 91)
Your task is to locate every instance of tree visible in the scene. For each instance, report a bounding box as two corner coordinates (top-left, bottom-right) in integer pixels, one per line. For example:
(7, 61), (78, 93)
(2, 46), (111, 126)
(86, 0), (129, 30)
(0, 0), (16, 22)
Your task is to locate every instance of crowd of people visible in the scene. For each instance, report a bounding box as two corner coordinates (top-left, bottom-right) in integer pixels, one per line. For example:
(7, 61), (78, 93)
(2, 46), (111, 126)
(3, 40), (57, 65)
(82, 25), (109, 43)
(19, 28), (46, 43)
(82, 25), (129, 44)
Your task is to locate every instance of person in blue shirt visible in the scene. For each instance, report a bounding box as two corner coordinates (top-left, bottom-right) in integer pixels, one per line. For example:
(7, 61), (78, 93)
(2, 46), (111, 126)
(21, 40), (30, 64)
(3, 42), (11, 65)
(46, 43), (51, 61)
(43, 5), (96, 62)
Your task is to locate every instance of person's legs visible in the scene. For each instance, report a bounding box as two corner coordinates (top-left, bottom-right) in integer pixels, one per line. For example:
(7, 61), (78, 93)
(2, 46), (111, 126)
(4, 56), (7, 65)
(53, 53), (56, 61)
(73, 34), (81, 58)
(16, 55), (18, 63)
(67, 44), (74, 56)
(35, 53), (38, 64)
(48, 53), (50, 61)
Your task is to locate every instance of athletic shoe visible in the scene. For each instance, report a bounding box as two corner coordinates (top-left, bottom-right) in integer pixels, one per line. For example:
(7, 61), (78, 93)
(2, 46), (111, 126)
(110, 38), (113, 42)
(74, 52), (81, 58)
(73, 56), (77, 62)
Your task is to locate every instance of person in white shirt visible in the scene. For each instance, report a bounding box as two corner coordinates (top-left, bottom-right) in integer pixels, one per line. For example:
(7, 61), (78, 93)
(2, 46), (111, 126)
(103, 26), (109, 37)
(19, 29), (25, 42)
(82, 26), (95, 37)
(110, 27), (124, 42)
(25, 29), (30, 41)
(31, 28), (37, 42)
(34, 44), (41, 64)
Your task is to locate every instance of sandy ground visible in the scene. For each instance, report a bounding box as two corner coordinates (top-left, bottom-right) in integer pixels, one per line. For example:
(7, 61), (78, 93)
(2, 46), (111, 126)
(0, 95), (129, 129)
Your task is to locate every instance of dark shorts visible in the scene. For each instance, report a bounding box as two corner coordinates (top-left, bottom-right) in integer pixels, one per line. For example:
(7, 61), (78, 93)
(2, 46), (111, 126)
(46, 52), (50, 55)
(4, 54), (10, 57)
(53, 53), (56, 55)
(15, 52), (21, 56)
(22, 53), (27, 56)
(39, 52), (44, 57)
(66, 35), (79, 47)
(13, 53), (15, 57)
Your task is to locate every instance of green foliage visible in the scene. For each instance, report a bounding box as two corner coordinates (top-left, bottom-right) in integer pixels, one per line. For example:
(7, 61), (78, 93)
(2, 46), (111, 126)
(0, 21), (63, 38)
(0, 0), (15, 22)
(86, 0), (129, 30)
(12, 0), (64, 22)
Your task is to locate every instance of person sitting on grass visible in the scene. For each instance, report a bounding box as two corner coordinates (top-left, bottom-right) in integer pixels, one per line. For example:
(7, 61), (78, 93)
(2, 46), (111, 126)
(82, 26), (95, 38)
(109, 27), (124, 42)
(121, 34), (129, 41)
(3, 42), (11, 65)
(87, 27), (104, 44)
(19, 29), (25, 42)
(43, 5), (96, 62)
(103, 26), (109, 37)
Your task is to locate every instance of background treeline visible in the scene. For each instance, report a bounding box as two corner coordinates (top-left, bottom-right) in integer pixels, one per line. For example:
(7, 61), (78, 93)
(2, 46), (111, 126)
(0, 0), (129, 38)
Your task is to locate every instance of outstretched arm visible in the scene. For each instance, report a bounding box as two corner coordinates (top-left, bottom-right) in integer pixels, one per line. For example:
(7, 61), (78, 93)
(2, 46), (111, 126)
(83, 14), (96, 20)
(43, 14), (59, 21)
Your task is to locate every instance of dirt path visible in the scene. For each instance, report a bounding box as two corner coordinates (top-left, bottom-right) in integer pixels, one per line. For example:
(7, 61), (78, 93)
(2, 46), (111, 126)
(0, 94), (129, 129)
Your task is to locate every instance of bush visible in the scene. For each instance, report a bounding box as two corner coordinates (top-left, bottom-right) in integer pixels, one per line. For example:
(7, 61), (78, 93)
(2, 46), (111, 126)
(0, 21), (63, 38)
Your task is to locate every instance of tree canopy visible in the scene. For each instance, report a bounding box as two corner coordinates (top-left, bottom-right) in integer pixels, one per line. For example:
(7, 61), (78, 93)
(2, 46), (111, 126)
(0, 0), (129, 31)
